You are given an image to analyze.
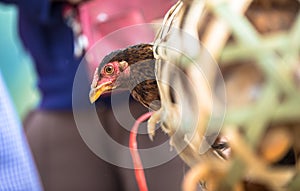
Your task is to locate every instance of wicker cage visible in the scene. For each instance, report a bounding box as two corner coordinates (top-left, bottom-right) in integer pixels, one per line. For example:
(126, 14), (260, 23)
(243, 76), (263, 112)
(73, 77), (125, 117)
(151, 0), (300, 190)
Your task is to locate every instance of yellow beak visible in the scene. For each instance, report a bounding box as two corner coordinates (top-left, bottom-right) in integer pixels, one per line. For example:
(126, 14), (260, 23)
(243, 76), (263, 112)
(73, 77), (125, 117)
(89, 81), (112, 103)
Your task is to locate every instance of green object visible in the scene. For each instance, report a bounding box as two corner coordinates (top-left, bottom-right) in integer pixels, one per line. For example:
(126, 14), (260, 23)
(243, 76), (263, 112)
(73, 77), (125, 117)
(0, 4), (39, 119)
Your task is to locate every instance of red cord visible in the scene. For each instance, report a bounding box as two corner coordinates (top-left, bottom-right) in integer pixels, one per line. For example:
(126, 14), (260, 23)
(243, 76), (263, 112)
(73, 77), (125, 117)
(129, 112), (153, 191)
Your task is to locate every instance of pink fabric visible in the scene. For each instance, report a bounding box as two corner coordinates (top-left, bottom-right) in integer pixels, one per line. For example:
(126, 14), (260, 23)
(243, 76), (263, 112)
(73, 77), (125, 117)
(78, 0), (176, 71)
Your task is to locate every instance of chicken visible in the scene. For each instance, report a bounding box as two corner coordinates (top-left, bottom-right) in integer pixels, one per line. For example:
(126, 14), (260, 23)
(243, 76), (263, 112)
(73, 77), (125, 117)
(89, 43), (229, 159)
(89, 43), (161, 111)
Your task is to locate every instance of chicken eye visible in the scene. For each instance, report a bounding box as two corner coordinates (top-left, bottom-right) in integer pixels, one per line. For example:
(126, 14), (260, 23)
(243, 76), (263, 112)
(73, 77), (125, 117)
(104, 65), (114, 74)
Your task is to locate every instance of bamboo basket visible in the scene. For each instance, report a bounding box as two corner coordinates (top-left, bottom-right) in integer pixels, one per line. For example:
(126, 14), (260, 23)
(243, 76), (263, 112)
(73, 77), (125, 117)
(151, 0), (300, 190)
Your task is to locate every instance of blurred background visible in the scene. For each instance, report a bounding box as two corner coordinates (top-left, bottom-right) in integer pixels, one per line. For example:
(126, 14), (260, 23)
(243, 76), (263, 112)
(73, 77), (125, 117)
(0, 4), (39, 119)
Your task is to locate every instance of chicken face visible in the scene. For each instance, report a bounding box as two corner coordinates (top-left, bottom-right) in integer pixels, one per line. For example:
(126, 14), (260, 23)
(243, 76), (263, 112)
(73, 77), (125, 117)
(89, 60), (129, 103)
(89, 43), (155, 106)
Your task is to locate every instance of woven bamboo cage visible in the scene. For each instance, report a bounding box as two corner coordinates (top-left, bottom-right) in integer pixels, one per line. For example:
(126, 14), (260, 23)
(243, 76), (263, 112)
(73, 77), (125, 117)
(150, 0), (300, 190)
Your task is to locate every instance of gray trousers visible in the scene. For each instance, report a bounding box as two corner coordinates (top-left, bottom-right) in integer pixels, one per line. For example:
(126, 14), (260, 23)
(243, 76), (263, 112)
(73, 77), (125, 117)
(24, 100), (187, 191)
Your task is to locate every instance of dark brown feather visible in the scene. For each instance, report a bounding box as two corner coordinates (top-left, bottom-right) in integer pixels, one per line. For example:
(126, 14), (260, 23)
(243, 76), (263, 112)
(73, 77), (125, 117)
(98, 44), (154, 73)
(98, 43), (160, 110)
(128, 59), (161, 110)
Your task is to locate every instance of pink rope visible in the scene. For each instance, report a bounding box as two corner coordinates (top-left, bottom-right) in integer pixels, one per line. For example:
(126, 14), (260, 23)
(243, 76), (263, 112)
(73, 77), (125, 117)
(129, 112), (153, 191)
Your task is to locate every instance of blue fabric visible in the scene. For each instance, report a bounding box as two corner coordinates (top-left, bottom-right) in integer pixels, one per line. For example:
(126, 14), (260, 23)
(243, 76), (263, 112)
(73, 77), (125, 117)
(0, 72), (42, 191)
(0, 0), (89, 110)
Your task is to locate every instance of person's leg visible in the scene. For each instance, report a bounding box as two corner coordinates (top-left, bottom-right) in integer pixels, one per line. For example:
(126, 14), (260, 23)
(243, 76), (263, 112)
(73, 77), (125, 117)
(24, 110), (120, 191)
